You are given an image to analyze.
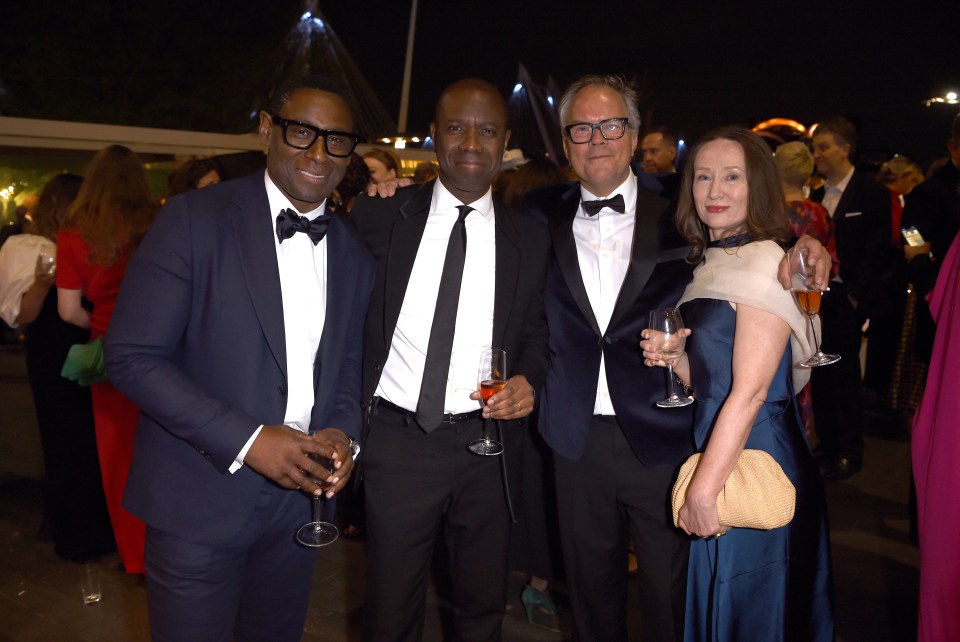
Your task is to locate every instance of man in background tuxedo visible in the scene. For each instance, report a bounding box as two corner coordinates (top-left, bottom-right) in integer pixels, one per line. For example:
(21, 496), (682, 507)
(105, 75), (375, 641)
(348, 78), (549, 642)
(811, 116), (892, 480)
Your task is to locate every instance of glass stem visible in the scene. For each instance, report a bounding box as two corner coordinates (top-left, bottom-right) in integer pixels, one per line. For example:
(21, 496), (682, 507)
(667, 362), (677, 399)
(808, 314), (822, 353)
(312, 495), (323, 531)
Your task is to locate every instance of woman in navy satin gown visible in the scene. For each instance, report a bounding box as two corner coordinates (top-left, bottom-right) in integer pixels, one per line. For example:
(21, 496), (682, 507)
(643, 127), (834, 641)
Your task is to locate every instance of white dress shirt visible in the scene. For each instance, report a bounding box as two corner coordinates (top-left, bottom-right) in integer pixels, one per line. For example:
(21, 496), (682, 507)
(230, 171), (328, 472)
(376, 180), (497, 414)
(573, 174), (637, 415)
(821, 166), (854, 217)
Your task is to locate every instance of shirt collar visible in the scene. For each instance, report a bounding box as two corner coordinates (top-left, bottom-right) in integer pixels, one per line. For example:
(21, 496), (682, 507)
(578, 172), (637, 217)
(825, 166), (855, 194)
(264, 170), (327, 220)
(431, 178), (495, 221)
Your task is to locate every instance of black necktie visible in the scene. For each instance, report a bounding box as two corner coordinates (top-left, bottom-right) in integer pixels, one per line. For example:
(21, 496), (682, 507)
(276, 208), (332, 245)
(582, 193), (625, 216)
(416, 205), (473, 431)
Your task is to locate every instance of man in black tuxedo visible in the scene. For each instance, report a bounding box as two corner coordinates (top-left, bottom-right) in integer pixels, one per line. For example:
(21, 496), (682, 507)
(348, 79), (550, 642)
(105, 75), (375, 640)
(810, 117), (892, 480)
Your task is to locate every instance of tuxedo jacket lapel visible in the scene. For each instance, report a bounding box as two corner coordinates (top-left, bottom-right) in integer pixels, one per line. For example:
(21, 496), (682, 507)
(550, 184), (602, 337)
(316, 205), (350, 391)
(381, 182), (433, 348)
(231, 182), (286, 378)
(492, 198), (520, 348)
(608, 185), (667, 329)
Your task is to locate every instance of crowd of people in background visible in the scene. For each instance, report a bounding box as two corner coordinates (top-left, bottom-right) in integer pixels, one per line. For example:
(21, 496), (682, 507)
(0, 71), (958, 642)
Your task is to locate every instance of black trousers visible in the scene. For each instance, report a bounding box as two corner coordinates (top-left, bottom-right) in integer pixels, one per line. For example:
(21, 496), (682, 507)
(362, 405), (514, 642)
(811, 283), (866, 459)
(554, 417), (689, 642)
(144, 484), (315, 642)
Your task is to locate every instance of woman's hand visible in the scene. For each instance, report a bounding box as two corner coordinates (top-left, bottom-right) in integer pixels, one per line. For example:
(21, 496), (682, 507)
(676, 485), (729, 539)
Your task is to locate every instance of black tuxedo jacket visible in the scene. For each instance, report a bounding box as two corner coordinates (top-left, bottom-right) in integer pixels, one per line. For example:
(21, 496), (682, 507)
(811, 168), (893, 320)
(348, 180), (550, 413)
(525, 177), (696, 467)
(106, 171), (375, 545)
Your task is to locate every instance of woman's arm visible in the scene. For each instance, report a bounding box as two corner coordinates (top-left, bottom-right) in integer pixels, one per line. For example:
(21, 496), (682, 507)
(14, 256), (56, 326)
(677, 303), (791, 538)
(57, 287), (91, 329)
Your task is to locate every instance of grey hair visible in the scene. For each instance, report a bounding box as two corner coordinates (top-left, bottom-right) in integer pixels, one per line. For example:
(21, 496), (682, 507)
(558, 75), (641, 132)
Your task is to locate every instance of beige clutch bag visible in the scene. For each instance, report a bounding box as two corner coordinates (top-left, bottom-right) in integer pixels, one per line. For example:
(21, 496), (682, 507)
(672, 449), (796, 530)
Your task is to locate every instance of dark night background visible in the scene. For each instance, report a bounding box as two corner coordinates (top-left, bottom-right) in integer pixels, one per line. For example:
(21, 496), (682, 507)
(3, 0), (959, 165)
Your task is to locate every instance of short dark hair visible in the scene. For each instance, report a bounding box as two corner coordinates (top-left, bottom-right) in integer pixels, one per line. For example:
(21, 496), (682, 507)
(813, 117), (858, 159)
(643, 126), (677, 148)
(166, 158), (218, 199)
(676, 126), (789, 263)
(265, 75), (353, 120)
(28, 173), (83, 242)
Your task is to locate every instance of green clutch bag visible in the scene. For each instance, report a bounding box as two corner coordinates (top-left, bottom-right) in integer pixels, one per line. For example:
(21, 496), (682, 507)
(60, 336), (107, 386)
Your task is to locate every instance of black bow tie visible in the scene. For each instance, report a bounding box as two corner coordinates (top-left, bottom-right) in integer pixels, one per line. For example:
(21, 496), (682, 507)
(581, 193), (626, 216)
(275, 208), (331, 245)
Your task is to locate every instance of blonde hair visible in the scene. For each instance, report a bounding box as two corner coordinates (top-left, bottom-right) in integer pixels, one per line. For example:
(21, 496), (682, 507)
(774, 141), (814, 189)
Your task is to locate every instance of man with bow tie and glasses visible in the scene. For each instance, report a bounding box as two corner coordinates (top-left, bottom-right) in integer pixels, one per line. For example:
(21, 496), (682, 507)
(105, 75), (374, 641)
(523, 75), (832, 642)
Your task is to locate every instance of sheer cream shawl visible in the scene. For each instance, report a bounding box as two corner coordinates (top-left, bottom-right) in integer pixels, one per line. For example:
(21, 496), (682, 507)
(678, 240), (813, 392)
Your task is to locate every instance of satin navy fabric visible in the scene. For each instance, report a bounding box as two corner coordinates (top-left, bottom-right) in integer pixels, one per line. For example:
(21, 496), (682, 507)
(681, 298), (834, 641)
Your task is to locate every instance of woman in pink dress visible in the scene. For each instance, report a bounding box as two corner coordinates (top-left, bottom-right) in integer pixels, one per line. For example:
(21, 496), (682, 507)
(56, 145), (157, 574)
(913, 231), (960, 642)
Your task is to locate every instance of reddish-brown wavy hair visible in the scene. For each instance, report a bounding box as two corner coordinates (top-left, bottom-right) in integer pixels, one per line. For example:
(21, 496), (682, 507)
(63, 145), (158, 265)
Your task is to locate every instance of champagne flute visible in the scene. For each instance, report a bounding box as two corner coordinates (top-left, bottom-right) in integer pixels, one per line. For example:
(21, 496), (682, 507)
(295, 435), (339, 547)
(468, 348), (505, 456)
(791, 248), (841, 367)
(648, 308), (694, 408)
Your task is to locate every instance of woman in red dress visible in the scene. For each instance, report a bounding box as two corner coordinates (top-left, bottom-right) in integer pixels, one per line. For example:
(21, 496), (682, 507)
(56, 145), (157, 574)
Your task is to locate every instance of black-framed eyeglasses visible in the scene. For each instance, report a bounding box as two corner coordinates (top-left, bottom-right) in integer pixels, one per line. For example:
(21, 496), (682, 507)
(564, 117), (632, 144)
(271, 114), (360, 157)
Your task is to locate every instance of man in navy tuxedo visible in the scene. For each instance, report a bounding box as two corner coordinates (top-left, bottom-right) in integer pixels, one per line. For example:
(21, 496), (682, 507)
(525, 74), (695, 642)
(105, 75), (375, 641)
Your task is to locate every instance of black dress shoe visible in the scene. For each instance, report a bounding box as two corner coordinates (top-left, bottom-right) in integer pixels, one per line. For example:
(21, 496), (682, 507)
(820, 455), (862, 480)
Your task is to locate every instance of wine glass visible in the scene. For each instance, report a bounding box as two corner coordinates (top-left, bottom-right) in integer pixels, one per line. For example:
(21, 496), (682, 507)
(791, 248), (841, 368)
(647, 308), (694, 408)
(468, 348), (505, 456)
(295, 437), (339, 547)
(37, 249), (56, 276)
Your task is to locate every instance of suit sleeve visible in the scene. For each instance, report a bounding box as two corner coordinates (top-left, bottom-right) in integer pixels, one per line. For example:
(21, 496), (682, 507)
(105, 198), (260, 473)
(314, 236), (375, 441)
(511, 213), (551, 391)
(850, 180), (893, 321)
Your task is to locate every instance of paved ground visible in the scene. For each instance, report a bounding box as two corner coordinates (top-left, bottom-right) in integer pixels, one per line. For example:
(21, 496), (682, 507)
(0, 342), (918, 641)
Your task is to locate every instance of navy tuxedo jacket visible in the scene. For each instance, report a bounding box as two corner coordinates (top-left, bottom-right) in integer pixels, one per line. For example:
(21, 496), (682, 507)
(106, 171), (375, 545)
(525, 177), (696, 467)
